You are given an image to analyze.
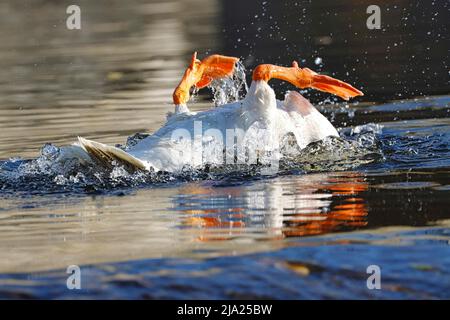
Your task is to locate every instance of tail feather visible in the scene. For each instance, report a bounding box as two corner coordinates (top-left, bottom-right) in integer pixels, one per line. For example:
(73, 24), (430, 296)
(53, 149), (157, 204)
(77, 137), (147, 171)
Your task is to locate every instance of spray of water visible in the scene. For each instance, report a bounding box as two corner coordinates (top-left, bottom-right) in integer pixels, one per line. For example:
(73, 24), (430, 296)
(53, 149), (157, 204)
(209, 61), (248, 106)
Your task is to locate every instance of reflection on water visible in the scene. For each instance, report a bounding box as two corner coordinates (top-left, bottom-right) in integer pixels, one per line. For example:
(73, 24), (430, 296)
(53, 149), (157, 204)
(0, 171), (369, 273)
(177, 172), (368, 241)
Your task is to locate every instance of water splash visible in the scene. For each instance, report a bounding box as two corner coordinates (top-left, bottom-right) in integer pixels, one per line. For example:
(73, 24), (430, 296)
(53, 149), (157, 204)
(209, 61), (248, 106)
(0, 123), (383, 195)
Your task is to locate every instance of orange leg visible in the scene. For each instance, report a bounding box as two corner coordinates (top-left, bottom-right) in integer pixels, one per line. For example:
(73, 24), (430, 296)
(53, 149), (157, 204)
(252, 61), (363, 100)
(173, 52), (239, 105)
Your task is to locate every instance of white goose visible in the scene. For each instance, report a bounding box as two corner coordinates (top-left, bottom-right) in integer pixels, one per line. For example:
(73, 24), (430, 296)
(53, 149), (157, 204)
(57, 52), (363, 173)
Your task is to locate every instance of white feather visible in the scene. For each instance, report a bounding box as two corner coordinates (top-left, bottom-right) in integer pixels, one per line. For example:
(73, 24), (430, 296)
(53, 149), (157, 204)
(62, 81), (339, 172)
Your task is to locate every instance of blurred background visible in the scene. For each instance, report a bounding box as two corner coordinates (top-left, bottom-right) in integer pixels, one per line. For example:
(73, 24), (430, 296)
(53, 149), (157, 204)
(223, 0), (449, 100)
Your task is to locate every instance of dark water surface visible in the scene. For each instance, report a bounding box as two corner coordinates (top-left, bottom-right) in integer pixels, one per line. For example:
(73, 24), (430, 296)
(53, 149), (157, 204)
(0, 0), (449, 299)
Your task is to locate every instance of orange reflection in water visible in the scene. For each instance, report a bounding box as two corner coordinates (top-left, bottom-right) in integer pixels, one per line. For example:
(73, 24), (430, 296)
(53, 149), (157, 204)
(176, 173), (369, 241)
(284, 175), (368, 237)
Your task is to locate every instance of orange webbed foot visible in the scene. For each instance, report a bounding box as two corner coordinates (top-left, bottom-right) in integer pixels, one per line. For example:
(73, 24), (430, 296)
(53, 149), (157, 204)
(252, 60), (363, 100)
(173, 52), (239, 105)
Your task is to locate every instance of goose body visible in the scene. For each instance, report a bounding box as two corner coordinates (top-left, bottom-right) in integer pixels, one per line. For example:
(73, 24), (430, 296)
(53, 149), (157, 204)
(56, 53), (362, 173)
(127, 81), (338, 171)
